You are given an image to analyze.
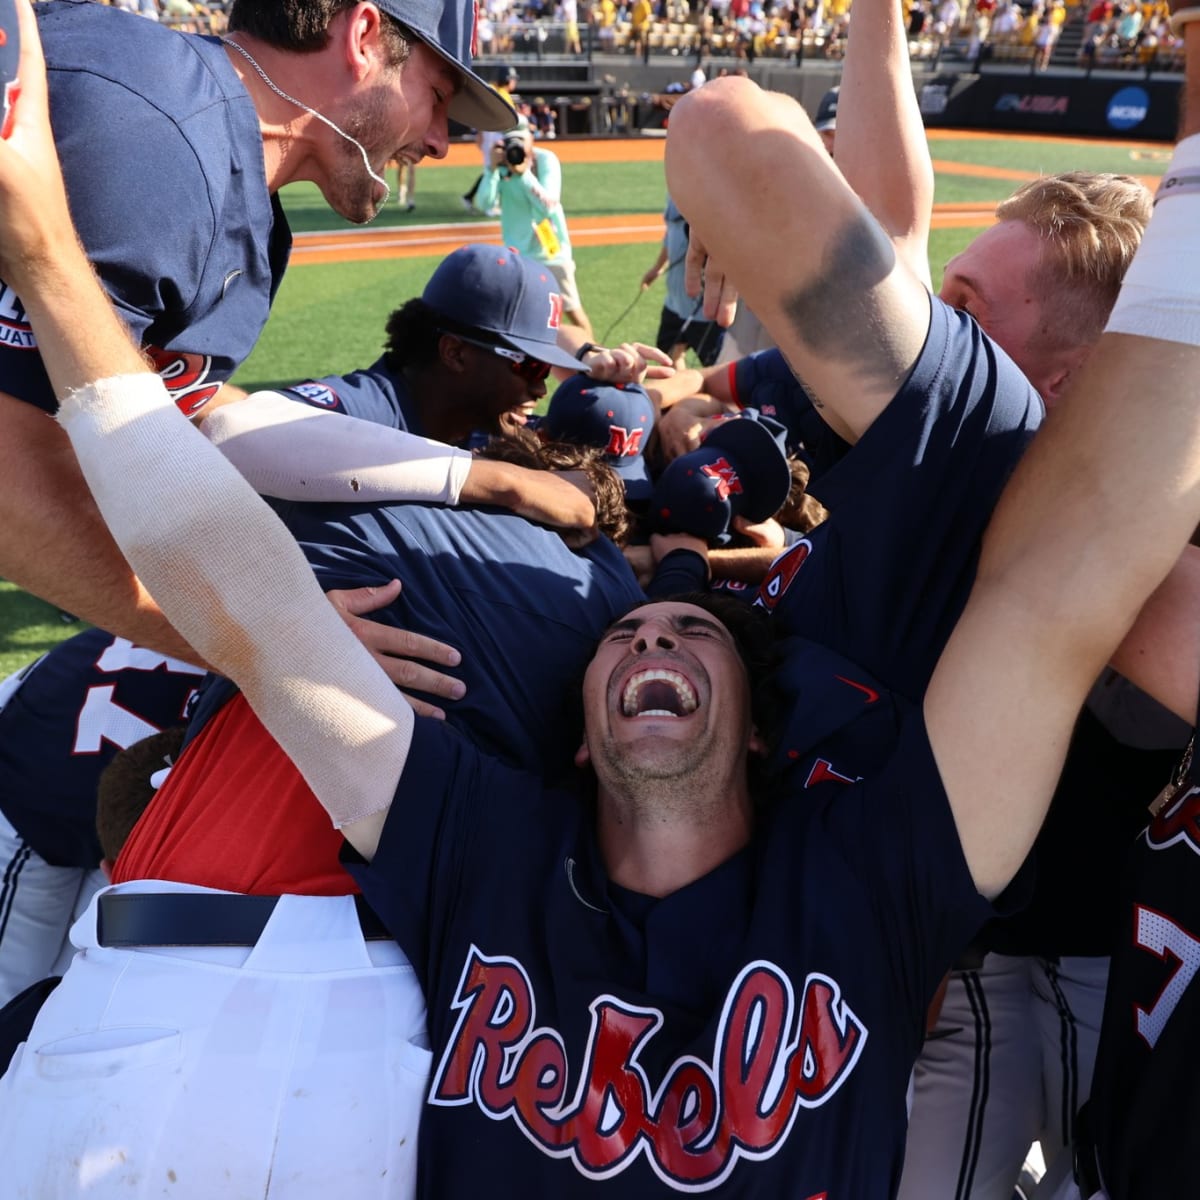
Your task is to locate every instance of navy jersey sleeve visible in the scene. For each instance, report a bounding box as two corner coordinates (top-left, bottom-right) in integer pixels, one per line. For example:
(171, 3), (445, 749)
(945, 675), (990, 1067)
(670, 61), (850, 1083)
(277, 359), (415, 430)
(758, 298), (1043, 698)
(792, 711), (1012, 1021)
(0, 7), (287, 414)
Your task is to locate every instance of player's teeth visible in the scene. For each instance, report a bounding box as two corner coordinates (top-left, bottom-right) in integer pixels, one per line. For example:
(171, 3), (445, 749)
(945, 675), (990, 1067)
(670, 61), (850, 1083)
(620, 669), (697, 717)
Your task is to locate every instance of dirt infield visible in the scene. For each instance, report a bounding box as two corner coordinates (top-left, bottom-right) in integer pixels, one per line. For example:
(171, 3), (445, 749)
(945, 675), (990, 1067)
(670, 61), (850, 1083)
(290, 131), (1160, 266)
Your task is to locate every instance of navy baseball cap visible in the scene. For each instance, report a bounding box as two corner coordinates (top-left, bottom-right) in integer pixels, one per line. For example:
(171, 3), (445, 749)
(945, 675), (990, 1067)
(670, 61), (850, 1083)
(814, 86), (839, 133)
(422, 245), (583, 371)
(651, 413), (791, 545)
(377, 0), (515, 131)
(542, 376), (656, 501)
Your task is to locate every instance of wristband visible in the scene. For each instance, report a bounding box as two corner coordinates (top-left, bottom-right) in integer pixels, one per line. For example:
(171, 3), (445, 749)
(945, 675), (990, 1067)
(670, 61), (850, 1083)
(1156, 171), (1200, 202)
(574, 341), (598, 362)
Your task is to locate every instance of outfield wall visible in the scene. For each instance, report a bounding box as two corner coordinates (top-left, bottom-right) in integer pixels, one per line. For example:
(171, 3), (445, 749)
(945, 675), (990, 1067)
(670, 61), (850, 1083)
(499, 56), (1178, 142)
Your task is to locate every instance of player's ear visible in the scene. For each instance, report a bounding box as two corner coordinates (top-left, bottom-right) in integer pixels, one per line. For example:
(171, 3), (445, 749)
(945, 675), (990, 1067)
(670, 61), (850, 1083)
(339, 1), (384, 80)
(439, 333), (469, 374)
(574, 735), (591, 769)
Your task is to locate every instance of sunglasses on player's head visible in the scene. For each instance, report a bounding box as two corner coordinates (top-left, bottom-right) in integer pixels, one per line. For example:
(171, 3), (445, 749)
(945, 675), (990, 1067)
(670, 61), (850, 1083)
(443, 330), (553, 384)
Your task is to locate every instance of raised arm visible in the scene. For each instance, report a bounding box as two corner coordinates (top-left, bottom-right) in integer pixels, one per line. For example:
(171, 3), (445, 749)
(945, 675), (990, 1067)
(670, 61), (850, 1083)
(0, 0), (400, 859)
(836, 0), (935, 286)
(202, 389), (596, 531)
(665, 78), (931, 443)
(925, 48), (1200, 897)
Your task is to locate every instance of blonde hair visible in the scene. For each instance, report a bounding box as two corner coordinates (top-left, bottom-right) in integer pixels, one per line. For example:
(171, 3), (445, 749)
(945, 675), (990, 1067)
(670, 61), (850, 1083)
(995, 171), (1151, 350)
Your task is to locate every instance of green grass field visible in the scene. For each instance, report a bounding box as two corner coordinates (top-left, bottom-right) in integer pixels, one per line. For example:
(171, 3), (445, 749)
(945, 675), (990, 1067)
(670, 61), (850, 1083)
(0, 131), (1172, 675)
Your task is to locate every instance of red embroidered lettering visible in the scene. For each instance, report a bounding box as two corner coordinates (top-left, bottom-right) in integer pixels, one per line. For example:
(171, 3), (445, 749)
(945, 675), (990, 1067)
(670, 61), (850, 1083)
(430, 947), (867, 1191)
(605, 426), (645, 458)
(700, 457), (743, 502)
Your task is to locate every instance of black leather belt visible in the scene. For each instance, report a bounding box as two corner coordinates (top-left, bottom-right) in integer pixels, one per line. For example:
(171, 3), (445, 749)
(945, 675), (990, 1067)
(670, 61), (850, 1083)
(96, 892), (392, 947)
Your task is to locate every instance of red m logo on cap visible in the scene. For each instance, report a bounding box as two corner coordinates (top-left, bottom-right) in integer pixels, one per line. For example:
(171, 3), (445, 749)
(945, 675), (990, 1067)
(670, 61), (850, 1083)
(701, 457), (743, 501)
(605, 426), (644, 458)
(547, 293), (564, 330)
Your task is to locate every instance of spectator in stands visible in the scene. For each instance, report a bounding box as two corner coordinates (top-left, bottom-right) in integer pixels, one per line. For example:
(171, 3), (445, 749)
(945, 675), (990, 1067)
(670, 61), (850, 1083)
(594, 0), (618, 49)
(1116, 1), (1143, 43)
(1085, 0), (1115, 38)
(991, 0), (1020, 38)
(562, 0), (583, 53)
(630, 0), (654, 56)
(1033, 0), (1066, 66)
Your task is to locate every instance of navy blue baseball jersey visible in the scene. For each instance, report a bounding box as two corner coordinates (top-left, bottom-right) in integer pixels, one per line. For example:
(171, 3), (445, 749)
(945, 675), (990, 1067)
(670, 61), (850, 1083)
(346, 711), (1005, 1197)
(0, 2), (290, 415)
(1086, 759), (1200, 1199)
(187, 500), (646, 783)
(756, 297), (1043, 701)
(729, 348), (850, 475)
(278, 357), (426, 435)
(0, 629), (204, 867)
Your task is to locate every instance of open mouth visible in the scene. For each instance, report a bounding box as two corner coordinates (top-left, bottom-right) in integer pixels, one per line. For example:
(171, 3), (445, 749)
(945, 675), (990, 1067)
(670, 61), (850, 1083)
(620, 669), (698, 718)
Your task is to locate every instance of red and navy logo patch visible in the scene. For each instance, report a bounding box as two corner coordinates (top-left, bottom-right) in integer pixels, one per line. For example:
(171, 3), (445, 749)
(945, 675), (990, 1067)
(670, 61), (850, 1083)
(288, 380), (341, 409)
(605, 424), (645, 458)
(144, 347), (221, 417)
(756, 539), (812, 611)
(701, 456), (742, 501)
(1146, 784), (1200, 858)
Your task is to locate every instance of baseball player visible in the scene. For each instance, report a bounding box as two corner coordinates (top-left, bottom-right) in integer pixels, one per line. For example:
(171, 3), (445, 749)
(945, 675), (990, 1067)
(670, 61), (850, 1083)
(200, 245), (668, 525)
(1055, 603), (1200, 1199)
(0, 0), (514, 665)
(0, 437), (642, 1195)
(9, 55), (1200, 1195)
(0, 628), (204, 1006)
(208, 243), (588, 452)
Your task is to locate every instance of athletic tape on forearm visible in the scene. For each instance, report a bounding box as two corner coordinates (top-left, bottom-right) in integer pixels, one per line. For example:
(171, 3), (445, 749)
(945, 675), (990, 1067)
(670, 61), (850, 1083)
(1107, 134), (1200, 346)
(57, 373), (413, 829)
(203, 391), (472, 506)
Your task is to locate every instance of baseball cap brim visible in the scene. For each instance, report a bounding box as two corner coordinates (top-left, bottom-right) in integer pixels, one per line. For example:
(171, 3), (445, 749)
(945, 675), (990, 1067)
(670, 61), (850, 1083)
(377, 0), (516, 131)
(428, 44), (518, 132)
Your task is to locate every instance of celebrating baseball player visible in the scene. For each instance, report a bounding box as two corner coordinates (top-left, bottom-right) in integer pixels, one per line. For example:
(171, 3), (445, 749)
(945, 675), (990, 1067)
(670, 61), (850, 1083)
(2, 4), (1200, 1199)
(0, 0), (514, 670)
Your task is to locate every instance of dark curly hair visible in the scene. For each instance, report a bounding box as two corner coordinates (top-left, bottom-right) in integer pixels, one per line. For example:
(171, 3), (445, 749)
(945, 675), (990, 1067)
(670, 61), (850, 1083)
(476, 425), (632, 547)
(229, 0), (411, 64)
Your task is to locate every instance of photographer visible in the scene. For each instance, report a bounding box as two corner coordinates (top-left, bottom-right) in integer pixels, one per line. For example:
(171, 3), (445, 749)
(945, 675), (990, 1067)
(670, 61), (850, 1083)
(474, 118), (594, 339)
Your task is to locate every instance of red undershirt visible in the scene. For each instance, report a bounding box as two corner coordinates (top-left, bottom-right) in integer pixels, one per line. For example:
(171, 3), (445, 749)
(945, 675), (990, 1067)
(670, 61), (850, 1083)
(114, 693), (355, 896)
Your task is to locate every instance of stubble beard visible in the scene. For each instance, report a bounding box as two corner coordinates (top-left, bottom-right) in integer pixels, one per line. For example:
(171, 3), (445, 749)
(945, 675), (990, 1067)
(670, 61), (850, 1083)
(327, 87), (395, 225)
(596, 729), (723, 822)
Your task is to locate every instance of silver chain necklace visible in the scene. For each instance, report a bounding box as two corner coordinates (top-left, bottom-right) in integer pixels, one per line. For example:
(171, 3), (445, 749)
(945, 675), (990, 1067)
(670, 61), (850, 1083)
(222, 36), (391, 207)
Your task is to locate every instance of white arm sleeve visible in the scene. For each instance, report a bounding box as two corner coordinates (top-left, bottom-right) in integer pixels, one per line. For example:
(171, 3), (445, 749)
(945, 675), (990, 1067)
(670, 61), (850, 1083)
(57, 374), (413, 831)
(203, 390), (473, 505)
